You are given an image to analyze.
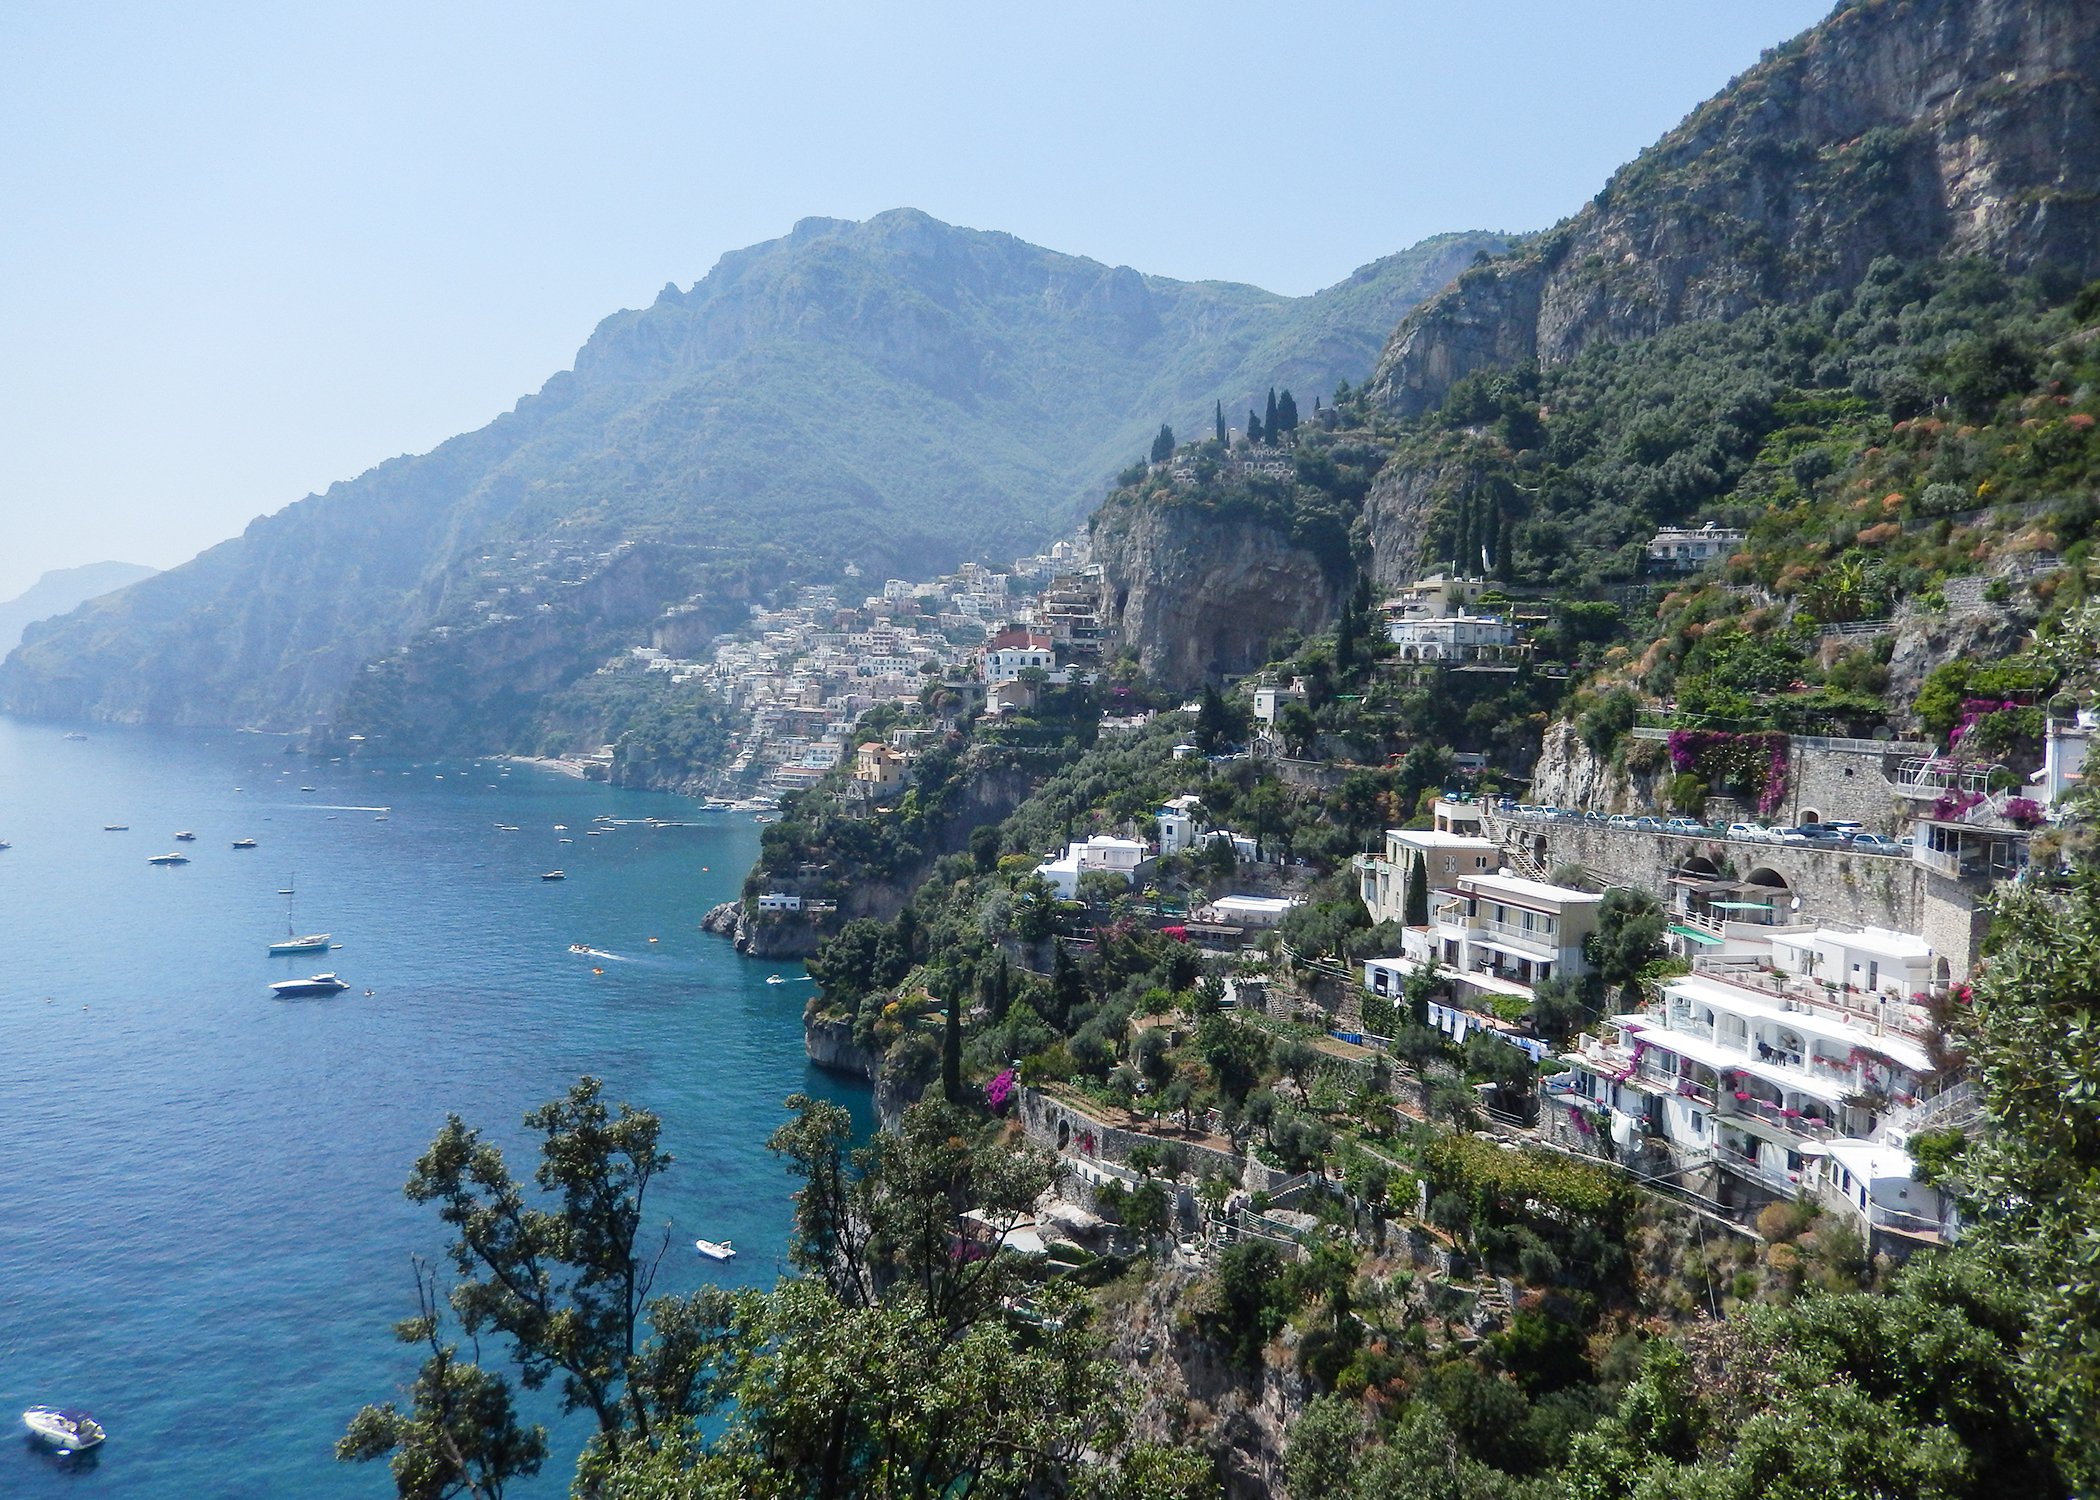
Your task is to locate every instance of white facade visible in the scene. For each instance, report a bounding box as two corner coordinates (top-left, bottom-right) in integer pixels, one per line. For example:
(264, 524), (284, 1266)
(1551, 969), (1955, 1238)
(756, 892), (802, 913)
(1203, 894), (1300, 928)
(1034, 835), (1147, 899)
(984, 647), (1064, 685)
(1386, 612), (1517, 662)
(1252, 677), (1309, 725)
(2043, 712), (2094, 805)
(1765, 926), (1936, 999)
(1406, 871), (1600, 1004)
(1646, 522), (1745, 570)
(1355, 825), (1499, 927)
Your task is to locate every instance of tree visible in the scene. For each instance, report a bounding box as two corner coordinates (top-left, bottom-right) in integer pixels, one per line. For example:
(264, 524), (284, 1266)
(1277, 699), (1318, 758)
(1150, 423), (1175, 464)
(1404, 851), (1430, 928)
(1586, 888), (1665, 1008)
(342, 1078), (689, 1490)
(1247, 409), (1264, 444)
(1276, 389), (1299, 436)
(1265, 388), (1279, 442)
(941, 990), (964, 1104)
(1214, 399), (1227, 445)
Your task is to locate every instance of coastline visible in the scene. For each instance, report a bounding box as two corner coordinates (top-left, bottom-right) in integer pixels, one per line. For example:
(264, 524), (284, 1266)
(501, 753), (593, 779)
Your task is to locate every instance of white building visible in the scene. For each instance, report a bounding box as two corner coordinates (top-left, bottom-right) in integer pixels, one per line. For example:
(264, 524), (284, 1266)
(1252, 677), (1309, 725)
(1355, 806), (1500, 927)
(2042, 710), (2094, 805)
(756, 892), (803, 913)
(1201, 894), (1300, 928)
(1034, 835), (1148, 899)
(1646, 522), (1745, 571)
(1549, 967), (1963, 1241)
(1766, 926), (1937, 999)
(1386, 612), (1518, 663)
(1399, 871), (1601, 1007)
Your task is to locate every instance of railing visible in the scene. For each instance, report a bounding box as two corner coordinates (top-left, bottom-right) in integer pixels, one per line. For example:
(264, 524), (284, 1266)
(1912, 843), (1967, 880)
(1478, 917), (1557, 953)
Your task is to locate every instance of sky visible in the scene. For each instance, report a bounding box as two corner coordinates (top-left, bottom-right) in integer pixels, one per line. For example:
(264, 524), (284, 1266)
(0, 1), (1835, 601)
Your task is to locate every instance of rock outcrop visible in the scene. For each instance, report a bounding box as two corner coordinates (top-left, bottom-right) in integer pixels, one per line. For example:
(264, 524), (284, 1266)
(1371, 0), (2100, 417)
(1094, 504), (1351, 691)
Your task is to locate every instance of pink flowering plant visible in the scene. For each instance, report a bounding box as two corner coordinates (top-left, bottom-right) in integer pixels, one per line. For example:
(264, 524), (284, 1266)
(985, 1067), (1017, 1113)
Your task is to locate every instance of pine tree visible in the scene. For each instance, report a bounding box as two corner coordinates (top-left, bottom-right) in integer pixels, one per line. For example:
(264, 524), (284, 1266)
(1277, 389), (1299, 435)
(1247, 410), (1264, 444)
(1214, 400), (1226, 445)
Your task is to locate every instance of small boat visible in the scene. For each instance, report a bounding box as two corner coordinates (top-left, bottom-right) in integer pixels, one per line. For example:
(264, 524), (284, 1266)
(269, 972), (351, 998)
(541, 870), (566, 881)
(103, 824), (128, 831)
(173, 830), (197, 841)
(63, 731), (88, 741)
(568, 943), (592, 955)
(766, 973), (786, 985)
(299, 786), (315, 793)
(0, 840), (11, 850)
(22, 1405), (104, 1454)
(694, 1238), (736, 1261)
(232, 838), (258, 849)
(147, 852), (191, 866)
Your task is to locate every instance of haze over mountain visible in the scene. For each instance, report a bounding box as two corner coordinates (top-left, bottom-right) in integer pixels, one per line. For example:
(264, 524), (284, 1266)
(0, 562), (158, 657)
(0, 211), (1503, 730)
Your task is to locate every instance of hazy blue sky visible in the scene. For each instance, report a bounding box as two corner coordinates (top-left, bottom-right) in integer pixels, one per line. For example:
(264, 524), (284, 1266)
(0, 1), (1833, 600)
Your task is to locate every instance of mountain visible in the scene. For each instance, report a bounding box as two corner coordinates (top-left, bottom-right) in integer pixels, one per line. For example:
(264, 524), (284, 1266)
(1101, 0), (2100, 690)
(1370, 0), (2100, 417)
(0, 562), (158, 657)
(0, 212), (1505, 732)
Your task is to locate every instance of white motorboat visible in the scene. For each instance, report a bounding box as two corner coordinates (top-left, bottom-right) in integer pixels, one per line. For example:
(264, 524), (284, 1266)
(694, 1238), (737, 1261)
(173, 830), (197, 841)
(269, 972), (351, 998)
(147, 852), (191, 866)
(22, 1405), (105, 1453)
(541, 870), (566, 881)
(232, 837), (258, 849)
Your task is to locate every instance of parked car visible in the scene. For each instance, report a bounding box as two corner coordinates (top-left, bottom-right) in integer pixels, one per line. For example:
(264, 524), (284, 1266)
(1724, 822), (1769, 842)
(1847, 832), (1901, 853)
(1661, 817), (1707, 835)
(1796, 824), (1847, 841)
(1606, 814), (1637, 828)
(1630, 815), (1664, 832)
(1822, 820), (1864, 834)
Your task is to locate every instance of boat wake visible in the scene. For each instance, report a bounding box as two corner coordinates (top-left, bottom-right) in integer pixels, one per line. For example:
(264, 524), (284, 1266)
(566, 945), (628, 961)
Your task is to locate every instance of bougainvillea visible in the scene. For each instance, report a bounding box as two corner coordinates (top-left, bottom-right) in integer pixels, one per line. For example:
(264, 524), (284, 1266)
(2002, 796), (2046, 830)
(1667, 728), (1790, 816)
(985, 1066), (1017, 1112)
(1931, 788), (1985, 822)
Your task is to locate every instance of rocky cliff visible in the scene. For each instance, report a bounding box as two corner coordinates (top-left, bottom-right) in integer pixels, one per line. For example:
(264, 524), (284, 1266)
(1371, 0), (2100, 416)
(1094, 504), (1351, 691)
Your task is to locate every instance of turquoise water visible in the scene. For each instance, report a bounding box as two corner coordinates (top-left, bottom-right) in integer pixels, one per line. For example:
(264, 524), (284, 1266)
(0, 717), (868, 1496)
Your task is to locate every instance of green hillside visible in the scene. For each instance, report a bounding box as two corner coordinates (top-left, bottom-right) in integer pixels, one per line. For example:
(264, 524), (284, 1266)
(0, 212), (1502, 733)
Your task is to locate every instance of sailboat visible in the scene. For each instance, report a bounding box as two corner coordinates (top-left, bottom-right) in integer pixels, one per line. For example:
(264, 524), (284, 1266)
(268, 875), (332, 956)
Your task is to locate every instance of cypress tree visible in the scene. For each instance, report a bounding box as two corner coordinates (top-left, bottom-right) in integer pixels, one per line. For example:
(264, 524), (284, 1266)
(1215, 400), (1226, 444)
(1277, 389), (1298, 434)
(1265, 388), (1279, 441)
(942, 986), (963, 1103)
(1150, 423), (1175, 464)
(990, 954), (1012, 1025)
(1247, 409), (1264, 444)
(1405, 851), (1430, 928)
(1450, 492), (1474, 572)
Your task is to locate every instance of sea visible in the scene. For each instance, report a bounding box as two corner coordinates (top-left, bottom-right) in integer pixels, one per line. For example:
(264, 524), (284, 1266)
(0, 716), (869, 1497)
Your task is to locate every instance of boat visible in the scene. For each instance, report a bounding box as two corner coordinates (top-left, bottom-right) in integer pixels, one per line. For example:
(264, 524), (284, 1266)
(694, 1238), (737, 1261)
(103, 824), (128, 831)
(269, 972), (351, 998)
(147, 852), (191, 866)
(541, 870), (566, 881)
(268, 876), (331, 956)
(173, 830), (196, 841)
(0, 840), (11, 850)
(232, 838), (257, 849)
(766, 973), (786, 985)
(63, 731), (87, 741)
(22, 1405), (104, 1454)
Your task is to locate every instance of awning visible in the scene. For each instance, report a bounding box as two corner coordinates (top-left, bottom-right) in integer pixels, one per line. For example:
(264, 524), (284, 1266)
(1669, 924), (1723, 946)
(1710, 901), (1775, 911)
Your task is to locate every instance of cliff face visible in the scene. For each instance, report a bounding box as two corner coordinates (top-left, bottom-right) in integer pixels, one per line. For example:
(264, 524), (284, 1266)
(1372, 0), (2100, 416)
(1095, 504), (1350, 691)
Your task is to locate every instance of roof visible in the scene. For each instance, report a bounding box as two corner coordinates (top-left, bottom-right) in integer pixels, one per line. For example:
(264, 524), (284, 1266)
(1825, 1139), (1918, 1185)
(1779, 926), (1933, 962)
(1460, 871), (1602, 907)
(1211, 895), (1298, 915)
(1385, 829), (1500, 852)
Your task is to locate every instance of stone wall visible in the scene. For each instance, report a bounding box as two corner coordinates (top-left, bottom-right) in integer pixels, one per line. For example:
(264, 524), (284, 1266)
(1018, 1086), (1251, 1186)
(1480, 808), (1985, 976)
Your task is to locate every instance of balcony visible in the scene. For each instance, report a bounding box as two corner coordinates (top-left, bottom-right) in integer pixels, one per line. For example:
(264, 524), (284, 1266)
(1477, 917), (1559, 955)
